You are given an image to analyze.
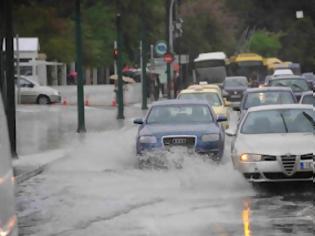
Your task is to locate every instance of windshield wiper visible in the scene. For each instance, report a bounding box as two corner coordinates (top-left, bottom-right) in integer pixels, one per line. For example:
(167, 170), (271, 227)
(302, 112), (315, 128)
(280, 113), (288, 133)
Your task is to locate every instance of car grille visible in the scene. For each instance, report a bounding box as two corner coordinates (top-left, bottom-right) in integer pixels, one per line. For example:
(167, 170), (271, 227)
(227, 91), (243, 102)
(163, 136), (196, 147)
(281, 155), (296, 176)
(300, 153), (314, 160)
(264, 172), (313, 180)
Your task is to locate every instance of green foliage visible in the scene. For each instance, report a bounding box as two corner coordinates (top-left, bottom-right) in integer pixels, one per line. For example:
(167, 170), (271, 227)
(248, 31), (281, 57)
(12, 0), (315, 71)
(280, 17), (315, 71)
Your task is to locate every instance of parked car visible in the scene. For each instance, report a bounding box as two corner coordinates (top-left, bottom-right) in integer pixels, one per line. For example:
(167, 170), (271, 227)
(240, 87), (297, 117)
(177, 85), (229, 128)
(227, 104), (314, 183)
(299, 91), (315, 106)
(134, 100), (227, 167)
(0, 92), (18, 236)
(223, 76), (248, 110)
(15, 76), (61, 104)
(266, 75), (311, 101)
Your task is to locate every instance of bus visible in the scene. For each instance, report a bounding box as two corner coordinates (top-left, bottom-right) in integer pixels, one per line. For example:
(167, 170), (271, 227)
(193, 52), (228, 85)
(228, 53), (266, 85)
(263, 57), (283, 74)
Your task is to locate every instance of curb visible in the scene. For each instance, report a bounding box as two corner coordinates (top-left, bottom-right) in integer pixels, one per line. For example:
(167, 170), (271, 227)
(15, 165), (46, 184)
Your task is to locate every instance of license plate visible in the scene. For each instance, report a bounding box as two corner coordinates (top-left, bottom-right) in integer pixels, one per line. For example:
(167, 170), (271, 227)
(231, 95), (240, 98)
(299, 162), (312, 170)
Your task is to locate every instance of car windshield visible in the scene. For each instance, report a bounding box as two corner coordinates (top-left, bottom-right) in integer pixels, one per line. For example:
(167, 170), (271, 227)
(241, 109), (314, 134)
(147, 104), (213, 124)
(301, 94), (315, 106)
(224, 78), (248, 88)
(178, 92), (222, 106)
(270, 79), (309, 92)
(243, 91), (295, 109)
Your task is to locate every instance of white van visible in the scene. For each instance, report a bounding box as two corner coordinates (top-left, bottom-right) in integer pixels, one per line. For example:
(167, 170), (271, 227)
(0, 93), (18, 236)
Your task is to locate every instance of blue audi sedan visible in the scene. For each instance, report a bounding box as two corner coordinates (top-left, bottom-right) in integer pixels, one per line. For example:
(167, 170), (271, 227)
(134, 100), (227, 167)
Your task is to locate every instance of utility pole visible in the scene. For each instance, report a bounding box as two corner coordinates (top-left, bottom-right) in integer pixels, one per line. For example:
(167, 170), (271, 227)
(75, 0), (86, 132)
(4, 0), (17, 157)
(116, 13), (124, 119)
(140, 0), (148, 110)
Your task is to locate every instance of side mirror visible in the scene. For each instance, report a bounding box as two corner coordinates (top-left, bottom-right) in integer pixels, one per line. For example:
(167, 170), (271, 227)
(217, 115), (227, 122)
(225, 127), (237, 136)
(28, 83), (34, 88)
(224, 99), (231, 107)
(133, 118), (144, 125)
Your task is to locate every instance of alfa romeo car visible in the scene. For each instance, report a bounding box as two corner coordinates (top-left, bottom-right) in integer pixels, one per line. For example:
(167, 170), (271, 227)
(227, 104), (314, 183)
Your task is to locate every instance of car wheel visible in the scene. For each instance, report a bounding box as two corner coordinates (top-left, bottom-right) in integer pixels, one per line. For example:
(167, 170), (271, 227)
(37, 95), (51, 105)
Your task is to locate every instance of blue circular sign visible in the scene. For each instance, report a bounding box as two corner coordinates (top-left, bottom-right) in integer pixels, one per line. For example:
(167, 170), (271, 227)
(155, 41), (168, 56)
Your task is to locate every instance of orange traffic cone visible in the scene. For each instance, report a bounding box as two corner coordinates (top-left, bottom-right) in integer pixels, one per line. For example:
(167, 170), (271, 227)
(62, 97), (68, 106)
(85, 98), (90, 106)
(111, 98), (116, 107)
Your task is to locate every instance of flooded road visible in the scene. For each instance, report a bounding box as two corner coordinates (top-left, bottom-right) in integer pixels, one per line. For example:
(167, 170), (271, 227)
(16, 106), (314, 236)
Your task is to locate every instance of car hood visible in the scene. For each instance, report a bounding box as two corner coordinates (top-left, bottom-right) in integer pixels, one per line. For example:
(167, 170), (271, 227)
(224, 87), (247, 92)
(36, 85), (59, 95)
(235, 133), (315, 155)
(139, 123), (220, 137)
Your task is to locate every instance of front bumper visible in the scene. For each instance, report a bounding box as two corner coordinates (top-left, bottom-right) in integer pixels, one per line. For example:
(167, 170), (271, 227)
(50, 95), (62, 103)
(238, 159), (314, 182)
(137, 138), (224, 159)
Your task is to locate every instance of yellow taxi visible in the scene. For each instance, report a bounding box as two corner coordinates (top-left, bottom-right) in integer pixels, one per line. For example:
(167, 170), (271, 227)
(177, 85), (229, 128)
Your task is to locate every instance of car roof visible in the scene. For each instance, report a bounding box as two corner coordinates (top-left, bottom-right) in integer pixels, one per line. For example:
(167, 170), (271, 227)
(152, 99), (210, 106)
(269, 75), (303, 80)
(179, 88), (219, 94)
(245, 87), (293, 93)
(247, 104), (313, 112)
(225, 76), (247, 80)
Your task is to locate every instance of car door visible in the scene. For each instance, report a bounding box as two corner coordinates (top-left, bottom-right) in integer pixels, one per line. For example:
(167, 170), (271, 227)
(0, 94), (18, 236)
(17, 78), (38, 104)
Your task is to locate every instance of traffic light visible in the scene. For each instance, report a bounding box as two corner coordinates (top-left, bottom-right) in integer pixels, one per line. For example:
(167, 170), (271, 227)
(174, 17), (183, 38)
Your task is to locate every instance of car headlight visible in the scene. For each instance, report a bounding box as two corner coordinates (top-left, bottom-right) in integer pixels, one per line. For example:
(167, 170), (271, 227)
(201, 133), (219, 142)
(240, 153), (262, 162)
(139, 136), (157, 144)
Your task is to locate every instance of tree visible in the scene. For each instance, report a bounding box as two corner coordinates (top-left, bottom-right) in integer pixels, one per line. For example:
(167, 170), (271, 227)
(280, 17), (315, 71)
(248, 31), (281, 57)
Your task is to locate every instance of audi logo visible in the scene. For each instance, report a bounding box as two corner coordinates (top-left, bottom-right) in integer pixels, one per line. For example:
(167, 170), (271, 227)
(172, 138), (186, 144)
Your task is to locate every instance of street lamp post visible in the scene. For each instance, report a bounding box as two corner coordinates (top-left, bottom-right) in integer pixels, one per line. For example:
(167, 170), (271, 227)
(4, 0), (17, 157)
(75, 0), (86, 132)
(169, 0), (176, 53)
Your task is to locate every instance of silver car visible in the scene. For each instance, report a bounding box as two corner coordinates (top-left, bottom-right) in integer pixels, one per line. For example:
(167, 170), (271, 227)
(0, 93), (18, 235)
(227, 104), (314, 183)
(15, 76), (61, 104)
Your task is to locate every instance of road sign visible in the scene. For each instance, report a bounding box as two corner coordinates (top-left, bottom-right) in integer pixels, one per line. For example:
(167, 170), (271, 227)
(163, 52), (174, 64)
(155, 41), (167, 56)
